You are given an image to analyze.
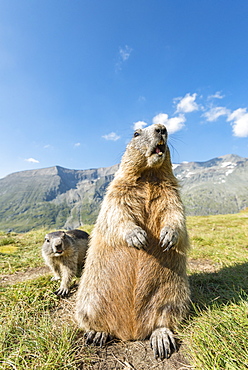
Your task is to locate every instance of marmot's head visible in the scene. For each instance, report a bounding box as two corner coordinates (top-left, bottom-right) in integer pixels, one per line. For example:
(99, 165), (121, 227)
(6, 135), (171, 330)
(123, 124), (169, 172)
(43, 231), (68, 257)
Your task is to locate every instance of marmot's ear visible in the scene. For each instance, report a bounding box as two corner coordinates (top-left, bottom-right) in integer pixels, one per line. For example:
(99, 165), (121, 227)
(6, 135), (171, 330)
(62, 231), (66, 239)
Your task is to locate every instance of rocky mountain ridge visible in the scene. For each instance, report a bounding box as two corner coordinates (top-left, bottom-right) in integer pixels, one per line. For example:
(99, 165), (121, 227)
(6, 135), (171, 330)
(173, 154), (248, 215)
(0, 154), (247, 232)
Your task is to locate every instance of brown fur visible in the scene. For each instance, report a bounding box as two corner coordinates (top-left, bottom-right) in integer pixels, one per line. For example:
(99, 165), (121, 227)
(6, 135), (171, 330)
(42, 229), (89, 297)
(75, 124), (190, 359)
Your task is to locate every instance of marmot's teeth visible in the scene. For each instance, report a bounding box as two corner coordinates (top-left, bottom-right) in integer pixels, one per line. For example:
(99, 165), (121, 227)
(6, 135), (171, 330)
(158, 152), (163, 156)
(158, 141), (164, 145)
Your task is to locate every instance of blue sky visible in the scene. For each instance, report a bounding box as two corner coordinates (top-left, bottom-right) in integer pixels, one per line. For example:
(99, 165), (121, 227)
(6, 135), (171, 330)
(0, 0), (248, 179)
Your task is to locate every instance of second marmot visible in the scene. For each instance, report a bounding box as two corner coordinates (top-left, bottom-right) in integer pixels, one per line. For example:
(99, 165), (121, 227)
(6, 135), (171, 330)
(42, 229), (89, 297)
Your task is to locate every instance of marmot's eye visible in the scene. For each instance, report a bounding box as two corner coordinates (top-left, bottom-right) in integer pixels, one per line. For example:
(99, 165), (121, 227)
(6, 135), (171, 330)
(45, 238), (49, 243)
(134, 131), (140, 137)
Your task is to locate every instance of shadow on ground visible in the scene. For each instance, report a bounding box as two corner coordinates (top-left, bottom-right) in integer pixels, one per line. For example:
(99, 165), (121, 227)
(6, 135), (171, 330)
(189, 261), (248, 308)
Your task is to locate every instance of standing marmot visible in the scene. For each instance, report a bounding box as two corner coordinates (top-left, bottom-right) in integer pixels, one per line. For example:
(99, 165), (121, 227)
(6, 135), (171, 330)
(42, 229), (89, 297)
(75, 124), (190, 360)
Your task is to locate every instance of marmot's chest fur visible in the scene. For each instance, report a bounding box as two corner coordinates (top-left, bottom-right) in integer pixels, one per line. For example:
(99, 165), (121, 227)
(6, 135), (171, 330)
(108, 175), (179, 241)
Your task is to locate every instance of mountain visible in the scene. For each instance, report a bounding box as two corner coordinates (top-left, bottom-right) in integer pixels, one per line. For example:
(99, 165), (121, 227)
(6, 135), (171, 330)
(173, 154), (248, 216)
(0, 165), (118, 232)
(0, 154), (247, 232)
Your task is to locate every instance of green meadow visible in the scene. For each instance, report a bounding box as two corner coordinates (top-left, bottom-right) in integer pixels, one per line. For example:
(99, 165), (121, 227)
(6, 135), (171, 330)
(0, 213), (247, 369)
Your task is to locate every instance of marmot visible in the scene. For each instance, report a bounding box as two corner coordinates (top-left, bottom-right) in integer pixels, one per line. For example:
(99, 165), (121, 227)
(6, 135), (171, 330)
(75, 124), (190, 360)
(42, 229), (89, 297)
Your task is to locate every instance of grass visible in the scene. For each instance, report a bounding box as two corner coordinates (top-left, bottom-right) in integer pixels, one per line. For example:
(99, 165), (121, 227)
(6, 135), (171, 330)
(187, 212), (248, 266)
(0, 213), (248, 369)
(183, 294), (248, 370)
(184, 212), (248, 370)
(0, 277), (82, 369)
(0, 226), (93, 275)
(0, 229), (48, 274)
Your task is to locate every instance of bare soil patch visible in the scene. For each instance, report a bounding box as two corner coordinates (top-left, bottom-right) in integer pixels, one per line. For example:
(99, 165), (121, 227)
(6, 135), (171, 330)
(76, 339), (191, 370)
(188, 258), (221, 273)
(1, 257), (220, 287)
(0, 266), (49, 286)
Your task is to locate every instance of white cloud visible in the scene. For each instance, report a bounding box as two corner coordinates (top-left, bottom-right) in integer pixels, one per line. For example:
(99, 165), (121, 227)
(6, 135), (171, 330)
(119, 45), (132, 61)
(203, 106), (230, 122)
(25, 158), (39, 163)
(227, 108), (248, 137)
(115, 45), (132, 72)
(203, 104), (248, 137)
(74, 142), (81, 147)
(152, 113), (186, 134)
(227, 108), (246, 122)
(175, 93), (199, 113)
(44, 144), (53, 149)
(133, 121), (148, 130)
(102, 132), (120, 141)
(132, 91), (248, 139)
(207, 91), (225, 100)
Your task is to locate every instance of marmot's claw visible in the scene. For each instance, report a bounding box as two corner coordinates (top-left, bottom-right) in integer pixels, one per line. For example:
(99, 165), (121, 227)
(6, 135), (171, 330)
(150, 327), (177, 360)
(51, 276), (60, 281)
(126, 227), (148, 249)
(160, 227), (178, 252)
(84, 330), (96, 345)
(84, 330), (113, 347)
(54, 287), (69, 298)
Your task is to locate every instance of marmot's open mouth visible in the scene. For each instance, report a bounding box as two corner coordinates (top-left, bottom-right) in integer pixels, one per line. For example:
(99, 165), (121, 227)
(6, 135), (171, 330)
(152, 141), (166, 156)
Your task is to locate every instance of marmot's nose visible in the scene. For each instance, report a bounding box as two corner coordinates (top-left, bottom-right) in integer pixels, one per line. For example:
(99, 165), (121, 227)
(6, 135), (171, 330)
(155, 127), (166, 135)
(155, 128), (167, 143)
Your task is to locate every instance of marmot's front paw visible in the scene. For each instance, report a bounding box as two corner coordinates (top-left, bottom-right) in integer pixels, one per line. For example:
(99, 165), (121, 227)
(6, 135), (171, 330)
(51, 276), (60, 281)
(126, 227), (148, 249)
(160, 227), (178, 252)
(55, 286), (70, 298)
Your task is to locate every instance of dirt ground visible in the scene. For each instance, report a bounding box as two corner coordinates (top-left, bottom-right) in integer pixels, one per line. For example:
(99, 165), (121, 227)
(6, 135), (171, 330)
(0, 258), (219, 287)
(76, 340), (192, 370)
(0, 265), (50, 286)
(1, 259), (218, 370)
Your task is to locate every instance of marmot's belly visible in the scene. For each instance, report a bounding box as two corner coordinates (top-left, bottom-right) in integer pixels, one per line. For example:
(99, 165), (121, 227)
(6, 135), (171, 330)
(89, 246), (173, 340)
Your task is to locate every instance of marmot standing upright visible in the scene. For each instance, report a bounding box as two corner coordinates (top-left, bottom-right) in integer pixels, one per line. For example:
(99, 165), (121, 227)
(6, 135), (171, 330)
(75, 124), (190, 360)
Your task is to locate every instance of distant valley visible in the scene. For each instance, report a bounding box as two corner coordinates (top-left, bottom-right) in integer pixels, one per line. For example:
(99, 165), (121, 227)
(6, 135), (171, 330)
(0, 154), (247, 232)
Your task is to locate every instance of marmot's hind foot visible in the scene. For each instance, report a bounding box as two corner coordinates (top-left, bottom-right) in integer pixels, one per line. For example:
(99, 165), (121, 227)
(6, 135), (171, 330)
(150, 327), (177, 360)
(84, 330), (113, 347)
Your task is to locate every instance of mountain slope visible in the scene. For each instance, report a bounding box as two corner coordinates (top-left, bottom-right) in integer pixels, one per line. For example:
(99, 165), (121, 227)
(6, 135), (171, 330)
(0, 155), (247, 232)
(174, 154), (248, 215)
(0, 165), (118, 232)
